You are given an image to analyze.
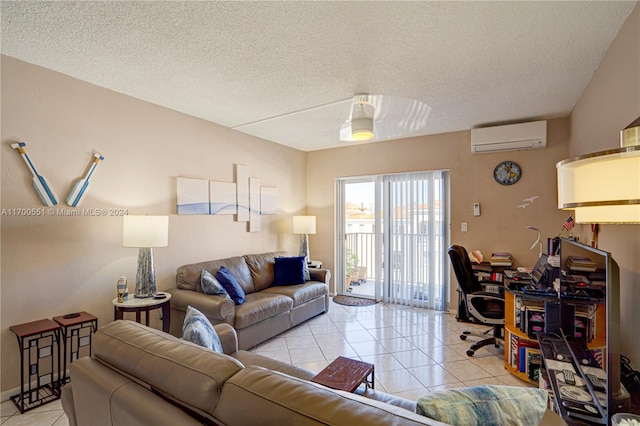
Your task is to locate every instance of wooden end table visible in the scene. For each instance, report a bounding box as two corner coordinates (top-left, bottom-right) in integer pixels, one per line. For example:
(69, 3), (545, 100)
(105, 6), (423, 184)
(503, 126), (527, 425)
(112, 292), (171, 333)
(53, 311), (98, 385)
(311, 356), (374, 393)
(9, 319), (61, 413)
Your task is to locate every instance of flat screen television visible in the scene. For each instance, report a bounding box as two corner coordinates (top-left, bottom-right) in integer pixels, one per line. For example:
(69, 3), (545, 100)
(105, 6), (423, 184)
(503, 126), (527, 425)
(559, 237), (629, 422)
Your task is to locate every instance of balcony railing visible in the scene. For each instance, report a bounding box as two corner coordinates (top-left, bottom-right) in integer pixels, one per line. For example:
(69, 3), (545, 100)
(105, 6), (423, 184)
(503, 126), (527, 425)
(345, 232), (445, 309)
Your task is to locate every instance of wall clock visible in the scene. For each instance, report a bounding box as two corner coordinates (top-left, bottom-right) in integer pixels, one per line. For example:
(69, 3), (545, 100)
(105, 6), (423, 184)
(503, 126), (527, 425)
(494, 161), (521, 185)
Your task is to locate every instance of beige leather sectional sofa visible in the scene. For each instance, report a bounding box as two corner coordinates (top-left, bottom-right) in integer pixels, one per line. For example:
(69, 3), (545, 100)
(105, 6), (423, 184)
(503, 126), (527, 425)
(62, 320), (448, 426)
(167, 252), (331, 350)
(62, 320), (567, 426)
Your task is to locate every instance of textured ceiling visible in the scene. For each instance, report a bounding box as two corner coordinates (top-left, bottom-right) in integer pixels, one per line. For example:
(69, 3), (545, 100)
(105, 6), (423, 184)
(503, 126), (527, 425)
(1, 1), (636, 151)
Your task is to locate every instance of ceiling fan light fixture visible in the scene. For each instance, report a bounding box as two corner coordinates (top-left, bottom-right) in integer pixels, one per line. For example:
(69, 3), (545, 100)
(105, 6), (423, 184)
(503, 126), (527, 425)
(351, 117), (374, 141)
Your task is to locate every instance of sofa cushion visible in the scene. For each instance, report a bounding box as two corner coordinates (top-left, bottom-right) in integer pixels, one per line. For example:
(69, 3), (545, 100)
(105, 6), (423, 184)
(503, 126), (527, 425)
(214, 366), (440, 426)
(93, 320), (244, 417)
(244, 252), (284, 292)
(231, 350), (316, 381)
(273, 256), (306, 286)
(216, 266), (246, 305)
(262, 282), (329, 307)
(176, 255), (254, 294)
(200, 270), (226, 295)
(416, 385), (548, 425)
(233, 293), (293, 330)
(183, 306), (224, 353)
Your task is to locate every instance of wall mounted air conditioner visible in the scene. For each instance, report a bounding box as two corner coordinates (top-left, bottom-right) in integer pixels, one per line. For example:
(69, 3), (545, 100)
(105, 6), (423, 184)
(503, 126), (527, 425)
(471, 120), (547, 154)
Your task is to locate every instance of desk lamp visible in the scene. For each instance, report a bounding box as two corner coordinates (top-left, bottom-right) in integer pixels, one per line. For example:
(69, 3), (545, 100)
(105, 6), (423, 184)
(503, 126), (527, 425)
(123, 215), (169, 298)
(292, 216), (316, 262)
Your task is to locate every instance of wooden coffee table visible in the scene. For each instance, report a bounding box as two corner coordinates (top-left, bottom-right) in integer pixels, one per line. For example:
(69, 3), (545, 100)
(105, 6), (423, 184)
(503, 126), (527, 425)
(311, 356), (374, 393)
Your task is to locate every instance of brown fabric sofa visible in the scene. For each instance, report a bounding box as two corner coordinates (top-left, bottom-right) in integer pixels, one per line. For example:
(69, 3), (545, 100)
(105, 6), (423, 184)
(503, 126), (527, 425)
(167, 252), (331, 350)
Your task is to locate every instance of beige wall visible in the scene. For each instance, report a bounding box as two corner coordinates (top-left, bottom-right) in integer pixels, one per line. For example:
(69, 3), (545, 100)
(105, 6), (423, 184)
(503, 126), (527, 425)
(568, 4), (640, 367)
(307, 119), (570, 299)
(0, 56), (307, 392)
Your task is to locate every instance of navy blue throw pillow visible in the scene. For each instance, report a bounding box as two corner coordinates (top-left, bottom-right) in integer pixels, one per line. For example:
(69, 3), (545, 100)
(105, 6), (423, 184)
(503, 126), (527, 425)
(273, 256), (306, 286)
(215, 266), (245, 305)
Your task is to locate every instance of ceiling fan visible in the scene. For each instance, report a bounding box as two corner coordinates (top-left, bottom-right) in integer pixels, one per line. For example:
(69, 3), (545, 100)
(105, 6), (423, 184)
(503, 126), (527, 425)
(339, 94), (432, 143)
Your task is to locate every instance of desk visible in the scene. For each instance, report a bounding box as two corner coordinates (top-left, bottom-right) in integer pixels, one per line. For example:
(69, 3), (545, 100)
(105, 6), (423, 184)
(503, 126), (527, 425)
(113, 292), (171, 333)
(9, 319), (61, 413)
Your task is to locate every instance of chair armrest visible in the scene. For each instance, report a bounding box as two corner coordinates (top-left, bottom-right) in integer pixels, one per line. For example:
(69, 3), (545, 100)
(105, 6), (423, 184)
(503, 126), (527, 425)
(309, 268), (331, 284)
(468, 292), (505, 302)
(166, 288), (235, 322)
(213, 323), (238, 355)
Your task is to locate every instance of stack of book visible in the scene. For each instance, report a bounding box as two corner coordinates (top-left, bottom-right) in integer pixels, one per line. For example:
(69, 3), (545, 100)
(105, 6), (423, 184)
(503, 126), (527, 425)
(490, 252), (513, 266)
(471, 262), (493, 273)
(566, 256), (596, 272)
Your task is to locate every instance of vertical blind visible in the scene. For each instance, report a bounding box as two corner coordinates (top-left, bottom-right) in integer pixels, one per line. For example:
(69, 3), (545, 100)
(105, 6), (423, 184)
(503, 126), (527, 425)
(384, 171), (448, 310)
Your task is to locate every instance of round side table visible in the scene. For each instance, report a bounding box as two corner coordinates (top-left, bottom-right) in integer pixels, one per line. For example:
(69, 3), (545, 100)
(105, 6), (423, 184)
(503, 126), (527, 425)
(112, 292), (171, 333)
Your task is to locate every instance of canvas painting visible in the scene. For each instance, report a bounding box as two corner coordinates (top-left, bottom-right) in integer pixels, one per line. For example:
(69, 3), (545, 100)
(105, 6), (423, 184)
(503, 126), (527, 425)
(236, 164), (249, 222)
(209, 181), (237, 215)
(177, 177), (209, 214)
(249, 177), (261, 232)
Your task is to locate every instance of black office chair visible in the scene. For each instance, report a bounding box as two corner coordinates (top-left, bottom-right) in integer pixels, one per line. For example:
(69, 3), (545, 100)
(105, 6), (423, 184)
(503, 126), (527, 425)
(448, 245), (505, 356)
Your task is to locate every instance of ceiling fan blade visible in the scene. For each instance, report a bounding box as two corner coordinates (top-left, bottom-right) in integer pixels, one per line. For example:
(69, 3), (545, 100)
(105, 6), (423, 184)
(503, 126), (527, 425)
(339, 120), (353, 142)
(340, 94), (431, 142)
(373, 96), (431, 140)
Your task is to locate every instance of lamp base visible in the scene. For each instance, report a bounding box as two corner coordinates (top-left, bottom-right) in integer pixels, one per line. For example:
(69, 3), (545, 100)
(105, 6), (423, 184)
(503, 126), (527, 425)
(134, 247), (156, 298)
(299, 234), (310, 263)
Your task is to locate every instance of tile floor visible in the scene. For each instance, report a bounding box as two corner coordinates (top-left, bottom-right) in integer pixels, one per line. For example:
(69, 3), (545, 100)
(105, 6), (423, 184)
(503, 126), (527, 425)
(1, 299), (531, 425)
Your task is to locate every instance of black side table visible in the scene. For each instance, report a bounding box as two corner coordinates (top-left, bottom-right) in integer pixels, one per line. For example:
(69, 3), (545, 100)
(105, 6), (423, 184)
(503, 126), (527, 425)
(53, 311), (98, 385)
(9, 319), (61, 413)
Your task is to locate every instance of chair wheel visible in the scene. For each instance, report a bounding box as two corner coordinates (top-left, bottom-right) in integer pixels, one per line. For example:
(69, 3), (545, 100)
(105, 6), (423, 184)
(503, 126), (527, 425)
(466, 350), (475, 357)
(460, 335), (467, 341)
(462, 331), (471, 335)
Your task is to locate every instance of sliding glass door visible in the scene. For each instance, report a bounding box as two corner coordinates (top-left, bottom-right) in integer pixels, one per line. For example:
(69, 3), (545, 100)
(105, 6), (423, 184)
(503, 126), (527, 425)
(383, 171), (449, 309)
(336, 171), (449, 309)
(336, 177), (381, 299)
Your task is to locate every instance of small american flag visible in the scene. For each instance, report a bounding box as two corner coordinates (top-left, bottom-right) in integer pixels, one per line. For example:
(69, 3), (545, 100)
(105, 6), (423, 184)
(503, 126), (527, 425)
(563, 216), (575, 231)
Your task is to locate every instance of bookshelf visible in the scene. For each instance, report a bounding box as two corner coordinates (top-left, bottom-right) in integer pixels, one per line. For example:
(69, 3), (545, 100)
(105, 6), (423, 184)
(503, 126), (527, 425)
(504, 290), (607, 385)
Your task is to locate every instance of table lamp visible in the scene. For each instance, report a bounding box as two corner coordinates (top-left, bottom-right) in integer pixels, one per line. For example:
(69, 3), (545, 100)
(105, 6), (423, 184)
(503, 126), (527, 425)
(556, 117), (640, 224)
(123, 215), (169, 298)
(292, 215), (316, 262)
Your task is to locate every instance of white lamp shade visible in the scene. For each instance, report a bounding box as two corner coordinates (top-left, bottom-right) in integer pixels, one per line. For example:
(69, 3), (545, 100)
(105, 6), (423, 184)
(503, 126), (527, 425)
(574, 205), (640, 224)
(123, 215), (169, 247)
(556, 146), (640, 224)
(292, 216), (316, 234)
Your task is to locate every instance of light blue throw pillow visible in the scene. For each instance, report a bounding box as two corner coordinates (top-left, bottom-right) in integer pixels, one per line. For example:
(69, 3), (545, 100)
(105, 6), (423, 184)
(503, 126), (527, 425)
(416, 385), (547, 426)
(182, 305), (223, 353)
(201, 270), (226, 295)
